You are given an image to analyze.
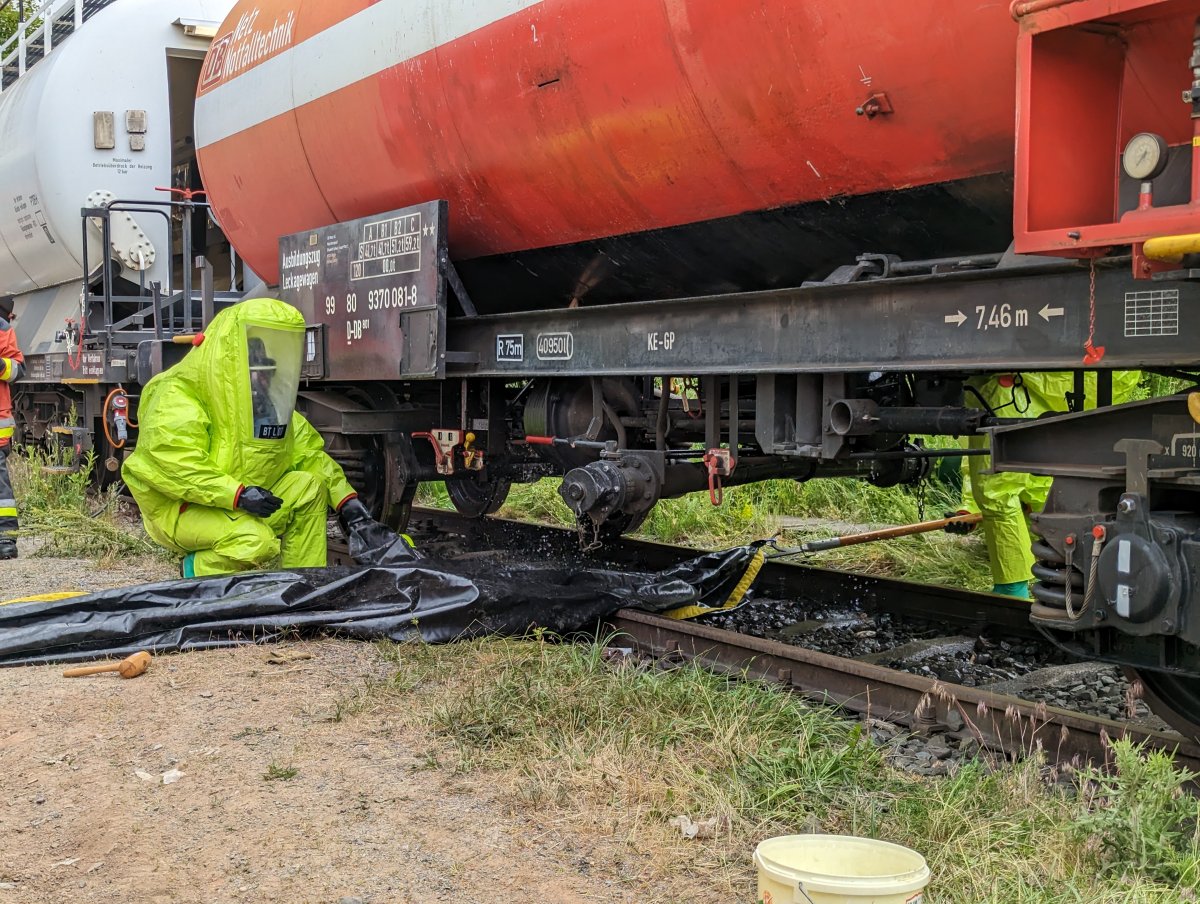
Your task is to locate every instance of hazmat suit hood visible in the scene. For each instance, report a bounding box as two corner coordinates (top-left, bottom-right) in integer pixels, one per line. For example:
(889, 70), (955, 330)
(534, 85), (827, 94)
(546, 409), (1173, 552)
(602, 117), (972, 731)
(156, 298), (305, 487)
(123, 298), (354, 559)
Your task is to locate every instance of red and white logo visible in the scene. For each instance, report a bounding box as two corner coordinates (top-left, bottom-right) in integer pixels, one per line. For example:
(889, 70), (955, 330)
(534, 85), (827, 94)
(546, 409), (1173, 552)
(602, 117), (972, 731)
(199, 32), (233, 90)
(198, 7), (296, 91)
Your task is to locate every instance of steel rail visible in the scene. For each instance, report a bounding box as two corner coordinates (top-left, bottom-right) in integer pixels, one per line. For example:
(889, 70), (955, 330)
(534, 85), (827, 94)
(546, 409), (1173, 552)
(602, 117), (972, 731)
(335, 509), (1200, 769)
(607, 608), (1200, 773)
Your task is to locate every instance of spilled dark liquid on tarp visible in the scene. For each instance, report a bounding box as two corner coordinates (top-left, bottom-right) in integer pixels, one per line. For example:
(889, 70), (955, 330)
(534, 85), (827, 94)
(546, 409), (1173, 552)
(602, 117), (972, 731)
(0, 522), (761, 666)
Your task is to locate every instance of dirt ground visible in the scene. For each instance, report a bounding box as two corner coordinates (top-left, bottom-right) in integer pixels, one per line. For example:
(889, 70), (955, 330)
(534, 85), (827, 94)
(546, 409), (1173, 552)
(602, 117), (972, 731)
(0, 550), (717, 904)
(0, 540), (176, 598)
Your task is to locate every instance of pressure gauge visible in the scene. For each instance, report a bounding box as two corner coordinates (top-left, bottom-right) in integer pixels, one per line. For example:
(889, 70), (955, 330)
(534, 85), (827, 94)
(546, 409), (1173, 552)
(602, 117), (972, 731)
(1122, 132), (1170, 181)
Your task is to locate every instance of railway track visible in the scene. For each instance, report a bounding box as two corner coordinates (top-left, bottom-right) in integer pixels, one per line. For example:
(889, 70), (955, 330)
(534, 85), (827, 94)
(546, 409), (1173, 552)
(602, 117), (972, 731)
(607, 609), (1200, 774)
(337, 508), (1200, 774)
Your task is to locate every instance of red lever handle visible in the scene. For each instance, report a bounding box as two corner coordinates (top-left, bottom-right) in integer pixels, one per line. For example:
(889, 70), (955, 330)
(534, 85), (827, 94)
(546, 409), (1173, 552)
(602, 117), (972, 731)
(155, 187), (208, 201)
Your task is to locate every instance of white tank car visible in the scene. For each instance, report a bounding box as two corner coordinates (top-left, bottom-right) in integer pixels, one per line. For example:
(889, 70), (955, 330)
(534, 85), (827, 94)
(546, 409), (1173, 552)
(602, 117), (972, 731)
(0, 0), (236, 354)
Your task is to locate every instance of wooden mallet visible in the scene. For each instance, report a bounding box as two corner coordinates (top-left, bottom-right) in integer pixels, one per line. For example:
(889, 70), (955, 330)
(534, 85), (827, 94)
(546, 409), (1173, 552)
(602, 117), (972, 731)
(62, 651), (152, 679)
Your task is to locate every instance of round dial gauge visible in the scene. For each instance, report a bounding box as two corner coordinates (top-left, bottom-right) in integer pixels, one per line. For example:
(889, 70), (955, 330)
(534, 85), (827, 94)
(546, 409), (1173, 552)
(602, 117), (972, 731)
(1122, 132), (1170, 181)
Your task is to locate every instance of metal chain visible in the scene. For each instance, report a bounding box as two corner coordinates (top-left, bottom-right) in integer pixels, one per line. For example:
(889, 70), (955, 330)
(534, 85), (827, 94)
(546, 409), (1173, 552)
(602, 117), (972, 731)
(916, 476), (927, 522)
(578, 517), (602, 553)
(1083, 257), (1103, 364)
(1089, 258), (1097, 338)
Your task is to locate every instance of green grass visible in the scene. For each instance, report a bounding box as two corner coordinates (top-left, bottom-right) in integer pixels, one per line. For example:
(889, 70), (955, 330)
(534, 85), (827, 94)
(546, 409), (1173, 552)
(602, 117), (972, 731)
(1134, 372), (1193, 400)
(1074, 737), (1200, 887)
(262, 761), (299, 782)
(8, 446), (163, 562)
(351, 637), (1197, 901)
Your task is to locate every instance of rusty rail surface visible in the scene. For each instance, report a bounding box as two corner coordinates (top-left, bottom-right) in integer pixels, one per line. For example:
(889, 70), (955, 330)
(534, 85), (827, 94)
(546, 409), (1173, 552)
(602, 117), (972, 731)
(607, 608), (1200, 773)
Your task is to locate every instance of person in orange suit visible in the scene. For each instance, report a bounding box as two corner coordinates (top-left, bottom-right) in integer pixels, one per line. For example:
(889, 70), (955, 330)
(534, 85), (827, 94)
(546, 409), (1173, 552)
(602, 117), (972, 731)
(0, 295), (25, 559)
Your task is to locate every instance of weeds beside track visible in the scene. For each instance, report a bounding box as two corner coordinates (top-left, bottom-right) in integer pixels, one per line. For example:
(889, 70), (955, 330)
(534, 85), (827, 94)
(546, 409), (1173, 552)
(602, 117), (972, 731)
(341, 636), (1199, 902)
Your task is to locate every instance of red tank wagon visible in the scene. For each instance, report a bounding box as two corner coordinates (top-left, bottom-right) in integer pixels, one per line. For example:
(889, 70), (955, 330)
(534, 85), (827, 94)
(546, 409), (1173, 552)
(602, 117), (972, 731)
(195, 0), (1020, 310)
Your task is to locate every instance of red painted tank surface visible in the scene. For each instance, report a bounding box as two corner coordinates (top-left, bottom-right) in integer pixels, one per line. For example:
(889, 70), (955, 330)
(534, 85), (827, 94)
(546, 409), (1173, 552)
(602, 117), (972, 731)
(195, 0), (1019, 309)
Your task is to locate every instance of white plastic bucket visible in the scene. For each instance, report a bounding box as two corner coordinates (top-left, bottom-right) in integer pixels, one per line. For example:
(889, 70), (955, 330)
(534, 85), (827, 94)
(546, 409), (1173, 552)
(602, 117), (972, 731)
(754, 834), (931, 904)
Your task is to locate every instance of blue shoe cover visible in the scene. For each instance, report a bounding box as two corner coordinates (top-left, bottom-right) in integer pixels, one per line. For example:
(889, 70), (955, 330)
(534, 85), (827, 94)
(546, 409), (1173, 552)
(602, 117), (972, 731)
(992, 580), (1031, 599)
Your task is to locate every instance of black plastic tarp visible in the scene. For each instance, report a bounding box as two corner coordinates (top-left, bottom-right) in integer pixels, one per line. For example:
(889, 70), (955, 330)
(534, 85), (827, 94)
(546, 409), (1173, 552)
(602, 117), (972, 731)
(0, 543), (761, 667)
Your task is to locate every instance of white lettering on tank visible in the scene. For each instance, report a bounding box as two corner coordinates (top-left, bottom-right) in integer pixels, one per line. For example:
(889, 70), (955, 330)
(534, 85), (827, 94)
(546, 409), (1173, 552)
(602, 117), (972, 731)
(197, 0), (546, 147)
(201, 9), (297, 91)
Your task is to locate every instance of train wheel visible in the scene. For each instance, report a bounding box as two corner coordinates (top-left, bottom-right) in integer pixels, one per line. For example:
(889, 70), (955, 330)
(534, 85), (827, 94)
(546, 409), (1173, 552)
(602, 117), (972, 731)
(381, 478), (418, 534)
(1126, 669), (1200, 741)
(446, 475), (511, 518)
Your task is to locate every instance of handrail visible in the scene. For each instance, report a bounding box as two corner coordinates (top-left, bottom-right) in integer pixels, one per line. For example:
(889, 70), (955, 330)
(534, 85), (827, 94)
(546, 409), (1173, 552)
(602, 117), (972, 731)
(0, 0), (85, 87)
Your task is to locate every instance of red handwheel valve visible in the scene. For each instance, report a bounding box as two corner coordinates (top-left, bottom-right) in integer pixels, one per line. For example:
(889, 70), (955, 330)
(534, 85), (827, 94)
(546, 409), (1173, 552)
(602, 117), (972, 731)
(155, 186), (207, 202)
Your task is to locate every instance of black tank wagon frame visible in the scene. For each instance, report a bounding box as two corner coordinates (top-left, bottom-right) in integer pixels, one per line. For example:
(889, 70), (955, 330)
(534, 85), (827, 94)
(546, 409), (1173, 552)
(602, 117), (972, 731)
(262, 198), (1200, 738)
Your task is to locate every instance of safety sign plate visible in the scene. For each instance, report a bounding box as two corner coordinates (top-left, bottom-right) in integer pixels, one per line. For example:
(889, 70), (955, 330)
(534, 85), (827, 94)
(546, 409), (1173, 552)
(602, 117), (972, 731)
(279, 200), (448, 381)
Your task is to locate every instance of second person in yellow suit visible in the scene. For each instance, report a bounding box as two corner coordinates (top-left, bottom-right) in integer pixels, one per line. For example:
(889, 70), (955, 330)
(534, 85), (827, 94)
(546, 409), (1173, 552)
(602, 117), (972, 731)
(123, 298), (376, 577)
(963, 371), (1140, 598)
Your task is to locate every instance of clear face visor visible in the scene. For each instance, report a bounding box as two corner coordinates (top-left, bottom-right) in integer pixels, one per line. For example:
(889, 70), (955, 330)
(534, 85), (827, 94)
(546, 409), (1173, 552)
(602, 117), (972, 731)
(245, 326), (302, 440)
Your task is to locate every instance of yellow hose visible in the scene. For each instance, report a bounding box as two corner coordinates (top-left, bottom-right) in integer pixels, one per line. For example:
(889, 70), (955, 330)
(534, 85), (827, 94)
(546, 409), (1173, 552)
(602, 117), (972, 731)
(1142, 234), (1200, 264)
(663, 547), (766, 621)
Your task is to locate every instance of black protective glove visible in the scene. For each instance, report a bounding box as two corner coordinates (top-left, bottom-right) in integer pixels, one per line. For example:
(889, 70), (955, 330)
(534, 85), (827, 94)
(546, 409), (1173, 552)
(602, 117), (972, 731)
(943, 511), (976, 535)
(337, 497), (372, 530)
(336, 496), (421, 564)
(237, 486), (283, 518)
(348, 520), (421, 565)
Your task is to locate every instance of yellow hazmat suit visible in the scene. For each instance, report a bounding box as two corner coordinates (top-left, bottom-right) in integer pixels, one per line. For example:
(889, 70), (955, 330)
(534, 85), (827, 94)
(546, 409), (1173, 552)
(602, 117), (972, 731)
(123, 299), (357, 576)
(965, 371), (1139, 597)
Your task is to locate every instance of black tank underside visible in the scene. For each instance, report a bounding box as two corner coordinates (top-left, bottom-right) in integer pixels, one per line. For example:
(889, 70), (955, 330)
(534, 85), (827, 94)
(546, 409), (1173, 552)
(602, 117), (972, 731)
(455, 173), (1015, 314)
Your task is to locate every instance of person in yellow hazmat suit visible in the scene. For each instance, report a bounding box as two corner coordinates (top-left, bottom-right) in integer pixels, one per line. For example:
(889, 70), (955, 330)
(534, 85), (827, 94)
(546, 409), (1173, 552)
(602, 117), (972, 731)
(952, 371), (1140, 598)
(123, 298), (376, 577)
